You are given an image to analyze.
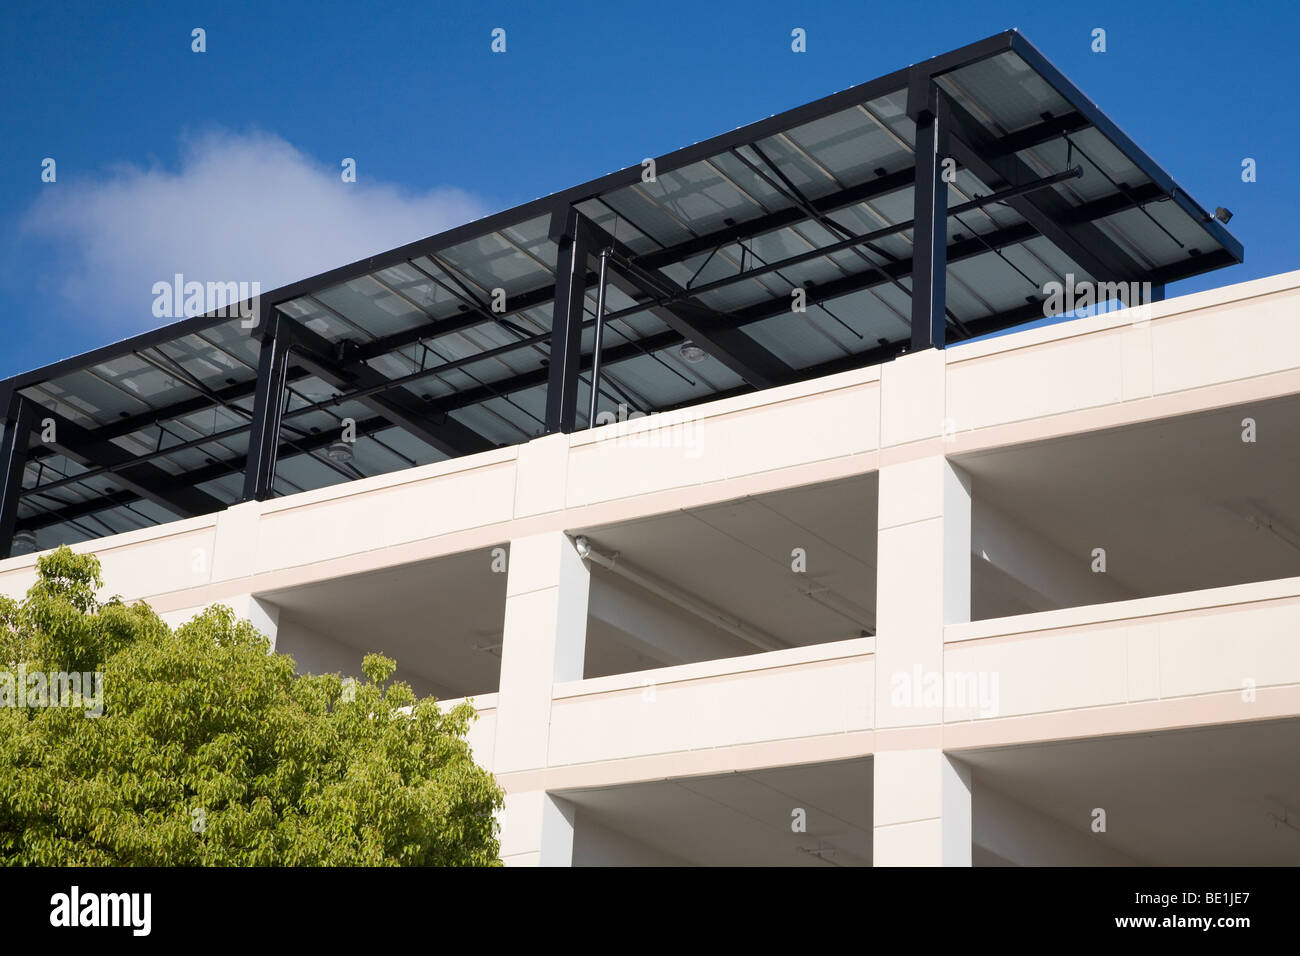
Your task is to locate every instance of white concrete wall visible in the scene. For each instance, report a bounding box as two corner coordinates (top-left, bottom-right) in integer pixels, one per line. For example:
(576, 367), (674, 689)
(944, 575), (1300, 747)
(549, 639), (875, 765)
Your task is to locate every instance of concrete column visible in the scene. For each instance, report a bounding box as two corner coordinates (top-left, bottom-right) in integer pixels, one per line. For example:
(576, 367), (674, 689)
(244, 595), (280, 650)
(498, 791), (577, 868)
(872, 349), (973, 865)
(493, 530), (590, 866)
(209, 500), (261, 583)
(874, 455), (971, 728)
(874, 750), (971, 866)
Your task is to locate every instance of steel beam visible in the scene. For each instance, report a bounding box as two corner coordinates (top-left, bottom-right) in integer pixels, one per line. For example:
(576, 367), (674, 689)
(22, 414), (392, 534)
(941, 90), (1145, 286)
(278, 314), (495, 458)
(36, 407), (224, 518)
(574, 214), (795, 389)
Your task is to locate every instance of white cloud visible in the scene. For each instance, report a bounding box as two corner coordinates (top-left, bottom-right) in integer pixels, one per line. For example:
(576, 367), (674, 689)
(22, 128), (490, 335)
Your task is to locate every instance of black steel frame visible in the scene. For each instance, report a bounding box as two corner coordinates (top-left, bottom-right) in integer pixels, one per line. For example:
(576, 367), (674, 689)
(0, 30), (1244, 555)
(0, 391), (35, 559)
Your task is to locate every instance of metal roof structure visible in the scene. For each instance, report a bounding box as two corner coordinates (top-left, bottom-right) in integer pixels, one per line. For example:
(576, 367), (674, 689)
(0, 30), (1242, 557)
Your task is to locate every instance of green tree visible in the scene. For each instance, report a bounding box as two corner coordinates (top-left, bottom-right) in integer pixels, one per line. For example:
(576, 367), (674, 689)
(0, 547), (502, 865)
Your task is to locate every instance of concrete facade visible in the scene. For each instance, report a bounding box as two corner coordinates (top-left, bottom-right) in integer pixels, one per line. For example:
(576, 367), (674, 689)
(4, 270), (1299, 865)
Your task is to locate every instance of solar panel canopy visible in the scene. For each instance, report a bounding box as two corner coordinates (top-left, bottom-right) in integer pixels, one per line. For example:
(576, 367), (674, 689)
(0, 30), (1242, 554)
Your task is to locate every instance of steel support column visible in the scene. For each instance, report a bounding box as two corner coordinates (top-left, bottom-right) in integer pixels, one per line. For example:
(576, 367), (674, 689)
(545, 207), (592, 434)
(588, 250), (611, 429)
(908, 71), (948, 352)
(0, 391), (34, 559)
(241, 307), (291, 502)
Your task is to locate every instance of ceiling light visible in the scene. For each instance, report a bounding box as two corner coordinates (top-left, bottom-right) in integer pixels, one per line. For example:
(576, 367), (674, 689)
(10, 530), (36, 556)
(679, 341), (707, 364)
(327, 440), (354, 463)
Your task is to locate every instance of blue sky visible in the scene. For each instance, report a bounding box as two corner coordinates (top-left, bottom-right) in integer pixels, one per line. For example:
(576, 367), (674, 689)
(2, 0), (1296, 379)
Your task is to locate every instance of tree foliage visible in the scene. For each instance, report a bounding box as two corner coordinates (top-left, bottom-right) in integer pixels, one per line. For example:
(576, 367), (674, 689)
(0, 547), (503, 865)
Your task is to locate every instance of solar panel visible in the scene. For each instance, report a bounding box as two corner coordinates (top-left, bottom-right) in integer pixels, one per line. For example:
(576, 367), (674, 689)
(0, 30), (1243, 555)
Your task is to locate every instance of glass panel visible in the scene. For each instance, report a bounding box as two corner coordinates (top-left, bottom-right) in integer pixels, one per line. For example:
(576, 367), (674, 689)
(707, 150), (790, 212)
(600, 185), (696, 247)
(639, 159), (768, 237)
(31, 370), (152, 425)
(784, 106), (908, 188)
(93, 353), (205, 409)
(739, 137), (835, 202)
(574, 198), (660, 255)
(314, 276), (426, 340)
(936, 51), (1072, 136)
(277, 295), (363, 342)
(437, 229), (556, 299)
(742, 312), (852, 368)
(199, 317), (264, 366)
(375, 261), (466, 321)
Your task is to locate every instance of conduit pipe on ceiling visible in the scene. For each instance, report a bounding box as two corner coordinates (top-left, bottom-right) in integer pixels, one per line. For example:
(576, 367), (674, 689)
(574, 536), (785, 653)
